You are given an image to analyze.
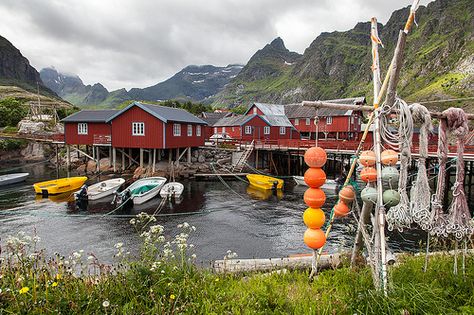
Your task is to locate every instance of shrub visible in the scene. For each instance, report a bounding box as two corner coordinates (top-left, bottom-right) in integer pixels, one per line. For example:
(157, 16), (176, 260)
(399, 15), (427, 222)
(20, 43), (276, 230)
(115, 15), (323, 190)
(0, 98), (28, 127)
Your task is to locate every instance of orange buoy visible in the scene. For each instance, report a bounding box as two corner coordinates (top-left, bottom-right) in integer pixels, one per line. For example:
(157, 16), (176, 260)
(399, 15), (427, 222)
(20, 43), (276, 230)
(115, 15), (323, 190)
(303, 188), (326, 208)
(303, 207), (325, 229)
(381, 149), (398, 166)
(360, 167), (377, 183)
(333, 201), (350, 218)
(303, 228), (326, 249)
(304, 147), (327, 168)
(304, 167), (326, 188)
(359, 150), (376, 167)
(338, 186), (355, 204)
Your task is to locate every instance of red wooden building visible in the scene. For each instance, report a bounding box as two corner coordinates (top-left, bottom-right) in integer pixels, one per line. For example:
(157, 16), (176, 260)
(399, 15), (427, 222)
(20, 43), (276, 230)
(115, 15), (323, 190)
(62, 109), (118, 145)
(106, 102), (207, 149)
(285, 97), (365, 140)
(199, 111), (234, 139)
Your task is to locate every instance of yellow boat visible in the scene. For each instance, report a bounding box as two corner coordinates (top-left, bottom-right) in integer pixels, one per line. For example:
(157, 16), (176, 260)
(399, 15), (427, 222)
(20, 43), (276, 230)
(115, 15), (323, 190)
(246, 185), (283, 200)
(33, 176), (88, 195)
(246, 174), (283, 190)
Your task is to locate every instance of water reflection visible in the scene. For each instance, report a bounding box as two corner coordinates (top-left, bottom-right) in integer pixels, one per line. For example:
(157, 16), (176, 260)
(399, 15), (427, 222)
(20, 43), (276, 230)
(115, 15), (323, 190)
(246, 185), (283, 201)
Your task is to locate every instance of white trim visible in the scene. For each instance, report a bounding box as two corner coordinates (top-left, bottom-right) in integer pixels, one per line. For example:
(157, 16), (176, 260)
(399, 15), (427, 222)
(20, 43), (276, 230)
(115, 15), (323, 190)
(279, 127), (286, 135)
(327, 117), (333, 125)
(245, 125), (252, 135)
(132, 122), (145, 136)
(264, 126), (270, 135)
(173, 123), (181, 136)
(78, 123), (88, 135)
(196, 125), (201, 137)
(294, 118), (299, 126)
(187, 124), (193, 136)
(306, 118), (310, 125)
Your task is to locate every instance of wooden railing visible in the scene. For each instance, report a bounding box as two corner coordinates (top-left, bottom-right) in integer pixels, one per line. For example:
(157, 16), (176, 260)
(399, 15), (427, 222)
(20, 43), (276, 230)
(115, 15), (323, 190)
(93, 134), (112, 145)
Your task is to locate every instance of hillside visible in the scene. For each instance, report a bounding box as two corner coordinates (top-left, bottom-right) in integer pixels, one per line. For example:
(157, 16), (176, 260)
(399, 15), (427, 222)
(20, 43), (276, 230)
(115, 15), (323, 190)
(41, 64), (243, 108)
(212, 0), (474, 110)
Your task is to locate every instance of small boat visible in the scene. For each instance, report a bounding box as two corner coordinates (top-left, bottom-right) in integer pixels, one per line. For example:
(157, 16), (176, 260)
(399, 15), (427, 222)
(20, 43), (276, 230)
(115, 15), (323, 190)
(75, 178), (125, 201)
(33, 176), (88, 195)
(0, 173), (29, 186)
(246, 185), (283, 200)
(293, 176), (338, 192)
(118, 177), (167, 205)
(246, 174), (283, 190)
(160, 182), (184, 198)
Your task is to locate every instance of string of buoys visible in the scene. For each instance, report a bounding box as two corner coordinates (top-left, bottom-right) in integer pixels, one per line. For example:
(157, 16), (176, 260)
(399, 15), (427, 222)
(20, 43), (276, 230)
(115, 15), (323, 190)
(302, 147), (327, 250)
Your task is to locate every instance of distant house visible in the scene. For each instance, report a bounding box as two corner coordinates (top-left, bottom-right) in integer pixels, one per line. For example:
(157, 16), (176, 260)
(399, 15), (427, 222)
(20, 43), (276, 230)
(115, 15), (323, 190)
(285, 97), (365, 140)
(106, 101), (208, 149)
(62, 109), (118, 145)
(199, 111), (234, 138)
(244, 103), (300, 139)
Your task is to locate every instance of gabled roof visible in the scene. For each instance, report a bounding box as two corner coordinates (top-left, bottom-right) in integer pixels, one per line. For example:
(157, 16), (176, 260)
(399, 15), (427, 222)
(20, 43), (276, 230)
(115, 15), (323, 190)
(200, 111), (233, 126)
(244, 103), (286, 116)
(261, 115), (294, 128)
(61, 110), (119, 123)
(285, 97), (366, 118)
(106, 101), (207, 124)
(214, 114), (258, 127)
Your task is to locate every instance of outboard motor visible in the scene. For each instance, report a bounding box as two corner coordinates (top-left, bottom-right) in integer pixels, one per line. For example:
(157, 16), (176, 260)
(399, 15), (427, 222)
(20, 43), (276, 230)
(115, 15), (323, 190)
(113, 189), (132, 206)
(271, 181), (279, 190)
(75, 184), (89, 210)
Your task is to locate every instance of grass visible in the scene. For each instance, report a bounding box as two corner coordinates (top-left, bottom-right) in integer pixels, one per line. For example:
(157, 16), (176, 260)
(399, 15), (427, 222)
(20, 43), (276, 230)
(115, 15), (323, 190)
(1, 213), (473, 314)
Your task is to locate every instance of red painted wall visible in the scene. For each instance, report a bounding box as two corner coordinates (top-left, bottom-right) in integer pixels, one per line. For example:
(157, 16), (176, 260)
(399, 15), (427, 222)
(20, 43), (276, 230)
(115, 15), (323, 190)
(215, 116), (300, 140)
(246, 105), (264, 116)
(291, 113), (362, 133)
(65, 122), (111, 145)
(110, 106), (205, 149)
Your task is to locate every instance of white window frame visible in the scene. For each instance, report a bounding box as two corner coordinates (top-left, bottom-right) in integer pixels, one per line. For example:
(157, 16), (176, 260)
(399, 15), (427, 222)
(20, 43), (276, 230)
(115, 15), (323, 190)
(78, 123), (88, 135)
(279, 127), (286, 135)
(187, 124), (193, 136)
(232, 126), (235, 132)
(214, 127), (217, 133)
(196, 125), (201, 137)
(253, 107), (257, 115)
(173, 123), (181, 136)
(306, 118), (310, 125)
(222, 127), (226, 133)
(294, 118), (299, 126)
(264, 126), (270, 135)
(132, 122), (144, 136)
(245, 125), (252, 135)
(327, 117), (333, 125)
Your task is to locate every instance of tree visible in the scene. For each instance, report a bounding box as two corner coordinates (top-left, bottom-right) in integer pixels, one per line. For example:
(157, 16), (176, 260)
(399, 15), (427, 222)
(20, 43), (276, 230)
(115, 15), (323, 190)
(0, 98), (28, 127)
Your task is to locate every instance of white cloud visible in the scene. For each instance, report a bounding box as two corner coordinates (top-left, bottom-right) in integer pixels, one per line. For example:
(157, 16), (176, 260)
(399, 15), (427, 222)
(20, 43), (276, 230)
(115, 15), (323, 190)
(0, 0), (433, 90)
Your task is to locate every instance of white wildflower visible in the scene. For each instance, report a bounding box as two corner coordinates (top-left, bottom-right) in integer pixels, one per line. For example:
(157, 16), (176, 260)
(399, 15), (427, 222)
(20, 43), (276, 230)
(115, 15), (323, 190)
(114, 242), (123, 249)
(102, 300), (110, 307)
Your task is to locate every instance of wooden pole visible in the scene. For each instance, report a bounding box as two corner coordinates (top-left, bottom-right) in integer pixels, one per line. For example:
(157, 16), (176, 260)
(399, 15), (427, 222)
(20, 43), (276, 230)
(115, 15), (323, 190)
(55, 144), (59, 179)
(128, 148), (132, 168)
(96, 146), (100, 173)
(140, 148), (144, 168)
(121, 148), (125, 171)
(176, 148), (180, 166)
(187, 147), (192, 163)
(112, 147), (116, 172)
(66, 145), (70, 171)
(153, 149), (156, 173)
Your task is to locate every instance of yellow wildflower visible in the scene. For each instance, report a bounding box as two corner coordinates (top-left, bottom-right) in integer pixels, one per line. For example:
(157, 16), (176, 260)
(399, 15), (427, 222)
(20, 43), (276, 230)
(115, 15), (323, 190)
(170, 294), (176, 300)
(215, 278), (219, 282)
(19, 287), (29, 294)
(52, 282), (58, 287)
(55, 274), (62, 280)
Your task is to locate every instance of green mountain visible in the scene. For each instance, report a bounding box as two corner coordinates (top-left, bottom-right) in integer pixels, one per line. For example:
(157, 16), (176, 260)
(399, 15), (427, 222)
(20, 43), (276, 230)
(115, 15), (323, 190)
(213, 0), (474, 110)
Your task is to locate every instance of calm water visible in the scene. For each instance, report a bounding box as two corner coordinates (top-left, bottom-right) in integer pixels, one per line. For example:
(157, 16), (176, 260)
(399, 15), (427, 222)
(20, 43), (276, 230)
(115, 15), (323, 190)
(0, 163), (425, 264)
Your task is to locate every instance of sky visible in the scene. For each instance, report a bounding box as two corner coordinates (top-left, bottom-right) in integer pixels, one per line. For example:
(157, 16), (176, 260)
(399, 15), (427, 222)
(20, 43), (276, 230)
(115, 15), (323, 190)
(0, 0), (433, 91)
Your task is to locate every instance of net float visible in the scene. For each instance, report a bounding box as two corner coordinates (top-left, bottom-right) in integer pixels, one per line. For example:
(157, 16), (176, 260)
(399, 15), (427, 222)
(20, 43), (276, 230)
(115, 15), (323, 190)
(304, 147), (327, 168)
(303, 228), (327, 249)
(381, 149), (398, 166)
(383, 189), (401, 207)
(360, 167), (377, 183)
(359, 150), (376, 167)
(361, 186), (378, 204)
(382, 166), (399, 186)
(304, 167), (326, 188)
(303, 207), (325, 229)
(333, 201), (350, 218)
(303, 188), (326, 209)
(338, 185), (355, 204)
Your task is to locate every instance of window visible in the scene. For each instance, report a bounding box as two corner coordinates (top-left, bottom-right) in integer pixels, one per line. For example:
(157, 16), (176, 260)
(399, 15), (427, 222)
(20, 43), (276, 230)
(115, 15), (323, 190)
(280, 127), (286, 135)
(264, 126), (270, 135)
(232, 126), (235, 132)
(196, 125), (201, 136)
(187, 124), (193, 136)
(222, 127), (226, 133)
(306, 118), (310, 125)
(78, 123), (88, 135)
(173, 123), (181, 136)
(327, 117), (333, 125)
(245, 126), (252, 134)
(253, 107), (257, 114)
(351, 116), (354, 124)
(214, 127), (217, 133)
(132, 122), (144, 136)
(294, 118), (299, 126)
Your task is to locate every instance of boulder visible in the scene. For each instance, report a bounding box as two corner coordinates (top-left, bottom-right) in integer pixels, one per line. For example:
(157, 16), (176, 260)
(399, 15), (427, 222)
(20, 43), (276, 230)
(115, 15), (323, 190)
(86, 160), (97, 172)
(20, 142), (45, 160)
(17, 120), (46, 134)
(198, 155), (206, 163)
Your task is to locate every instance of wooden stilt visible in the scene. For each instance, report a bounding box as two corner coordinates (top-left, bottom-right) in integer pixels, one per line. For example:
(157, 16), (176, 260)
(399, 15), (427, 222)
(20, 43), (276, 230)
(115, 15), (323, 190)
(109, 146), (112, 164)
(152, 149), (156, 173)
(256, 150), (259, 169)
(140, 148), (144, 168)
(128, 148), (132, 168)
(96, 146), (100, 173)
(66, 145), (70, 171)
(187, 147), (191, 163)
(55, 144), (59, 179)
(176, 148), (180, 166)
(148, 149), (152, 168)
(112, 147), (116, 172)
(121, 149), (125, 171)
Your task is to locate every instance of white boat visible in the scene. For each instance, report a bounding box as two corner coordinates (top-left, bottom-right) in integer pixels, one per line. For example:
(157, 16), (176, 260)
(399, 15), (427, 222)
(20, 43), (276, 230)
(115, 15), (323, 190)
(124, 177), (167, 205)
(160, 182), (184, 198)
(293, 176), (338, 192)
(76, 178), (125, 201)
(0, 173), (29, 186)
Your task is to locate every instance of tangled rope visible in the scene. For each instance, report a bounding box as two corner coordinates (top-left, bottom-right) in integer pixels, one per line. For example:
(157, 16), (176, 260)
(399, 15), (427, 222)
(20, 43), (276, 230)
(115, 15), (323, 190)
(409, 103), (433, 230)
(380, 98), (414, 149)
(385, 98), (414, 232)
(431, 108), (474, 240)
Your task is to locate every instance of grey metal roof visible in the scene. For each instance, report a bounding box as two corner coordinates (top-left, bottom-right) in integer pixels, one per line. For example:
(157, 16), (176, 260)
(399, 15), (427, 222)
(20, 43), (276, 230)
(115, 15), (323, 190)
(200, 112), (232, 126)
(62, 110), (119, 123)
(285, 97), (366, 118)
(261, 115), (294, 127)
(245, 103), (286, 116)
(107, 101), (207, 124)
(214, 114), (256, 127)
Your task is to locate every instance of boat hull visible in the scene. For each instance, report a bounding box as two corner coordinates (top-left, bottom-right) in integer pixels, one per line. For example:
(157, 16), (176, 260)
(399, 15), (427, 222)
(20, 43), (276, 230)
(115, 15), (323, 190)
(160, 182), (184, 198)
(293, 176), (338, 192)
(0, 173), (29, 186)
(86, 178), (125, 201)
(126, 177), (167, 205)
(246, 174), (284, 190)
(33, 176), (88, 195)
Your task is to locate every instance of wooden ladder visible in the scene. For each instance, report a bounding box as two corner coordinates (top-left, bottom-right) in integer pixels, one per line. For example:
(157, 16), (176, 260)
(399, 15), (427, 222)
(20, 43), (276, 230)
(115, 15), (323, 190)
(232, 140), (254, 172)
